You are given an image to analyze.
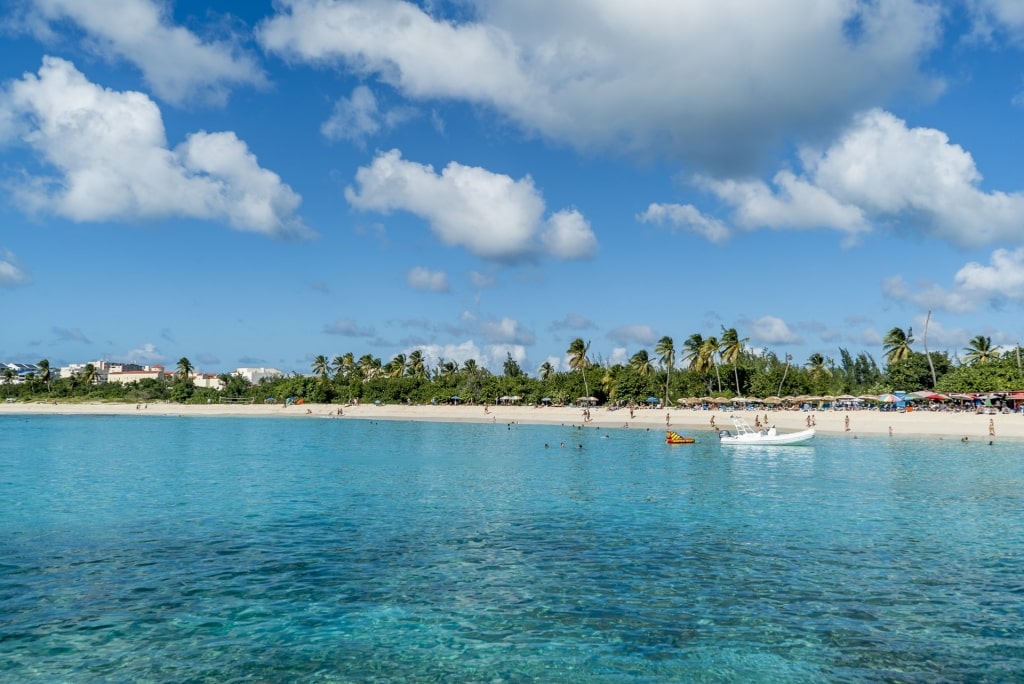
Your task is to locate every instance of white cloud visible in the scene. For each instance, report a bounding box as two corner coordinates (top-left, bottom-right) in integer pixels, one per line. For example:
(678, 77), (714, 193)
(0, 250), (31, 286)
(479, 317), (535, 345)
(695, 172), (869, 239)
(968, 0), (1024, 42)
(468, 270), (496, 289)
(411, 339), (523, 373)
(0, 57), (307, 237)
(541, 209), (598, 260)
(413, 341), (483, 370)
(638, 203), (730, 243)
(749, 316), (802, 345)
(259, 0), (941, 170)
(126, 342), (164, 364)
(884, 248), (1024, 313)
(321, 85), (415, 143)
(407, 266), (449, 292)
(607, 347), (629, 366)
(27, 0), (265, 105)
(695, 109), (1024, 247)
(345, 148), (596, 261)
(607, 324), (657, 346)
(485, 344), (528, 370)
(537, 355), (562, 373)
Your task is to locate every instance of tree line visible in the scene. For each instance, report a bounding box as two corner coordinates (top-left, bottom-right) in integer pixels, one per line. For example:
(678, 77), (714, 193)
(4, 327), (1021, 406)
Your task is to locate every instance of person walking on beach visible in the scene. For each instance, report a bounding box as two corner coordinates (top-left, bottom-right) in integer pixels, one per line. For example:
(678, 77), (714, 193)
(989, 418), (995, 437)
(844, 415), (850, 432)
(665, 412), (671, 427)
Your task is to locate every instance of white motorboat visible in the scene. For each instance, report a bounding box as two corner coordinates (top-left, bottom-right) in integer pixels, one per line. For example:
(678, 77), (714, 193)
(718, 415), (815, 446)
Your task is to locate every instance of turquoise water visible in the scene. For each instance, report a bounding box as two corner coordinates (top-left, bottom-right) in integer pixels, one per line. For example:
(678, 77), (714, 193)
(2, 415), (1022, 682)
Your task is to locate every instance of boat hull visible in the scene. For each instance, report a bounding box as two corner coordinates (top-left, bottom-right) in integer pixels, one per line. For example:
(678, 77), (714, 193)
(719, 428), (815, 446)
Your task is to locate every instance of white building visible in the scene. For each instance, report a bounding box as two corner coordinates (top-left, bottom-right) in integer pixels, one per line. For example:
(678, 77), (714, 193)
(233, 367), (284, 384)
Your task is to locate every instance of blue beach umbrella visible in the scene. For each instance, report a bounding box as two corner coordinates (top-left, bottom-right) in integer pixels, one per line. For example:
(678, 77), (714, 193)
(645, 396), (659, 404)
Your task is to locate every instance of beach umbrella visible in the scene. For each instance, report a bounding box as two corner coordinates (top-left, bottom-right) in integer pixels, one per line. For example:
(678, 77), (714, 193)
(916, 391), (950, 401)
(676, 398), (688, 404)
(450, 395), (461, 404)
(764, 396), (783, 404)
(645, 396), (659, 404)
(541, 397), (552, 404)
(877, 393), (899, 403)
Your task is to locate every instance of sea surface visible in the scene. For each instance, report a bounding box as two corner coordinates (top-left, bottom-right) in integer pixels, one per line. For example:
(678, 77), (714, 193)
(1, 415), (1022, 683)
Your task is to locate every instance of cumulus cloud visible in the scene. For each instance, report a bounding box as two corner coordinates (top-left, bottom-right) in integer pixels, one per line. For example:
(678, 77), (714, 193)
(0, 250), (31, 286)
(345, 149), (596, 261)
(0, 57), (308, 237)
(638, 203), (730, 243)
(259, 0), (940, 171)
(968, 0), (1024, 42)
(884, 248), (1024, 313)
(689, 109), (1024, 247)
(407, 266), (450, 292)
(321, 85), (415, 144)
(412, 341), (483, 369)
(324, 319), (377, 337)
(24, 0), (265, 105)
(410, 340), (524, 373)
(749, 316), (802, 345)
(126, 342), (164, 364)
(479, 317), (535, 345)
(541, 209), (598, 260)
(607, 324), (657, 346)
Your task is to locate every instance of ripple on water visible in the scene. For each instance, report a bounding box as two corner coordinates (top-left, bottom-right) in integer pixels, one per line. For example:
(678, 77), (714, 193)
(1, 416), (1023, 682)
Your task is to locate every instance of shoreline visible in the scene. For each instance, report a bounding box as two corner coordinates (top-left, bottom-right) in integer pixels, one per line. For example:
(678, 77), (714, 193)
(2, 401), (1015, 441)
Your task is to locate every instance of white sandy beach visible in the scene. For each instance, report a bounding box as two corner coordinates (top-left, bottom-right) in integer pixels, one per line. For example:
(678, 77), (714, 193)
(3, 400), (1018, 441)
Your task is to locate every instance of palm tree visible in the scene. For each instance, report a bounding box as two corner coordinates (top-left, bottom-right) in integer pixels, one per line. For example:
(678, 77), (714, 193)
(777, 353), (792, 396)
(438, 359), (458, 379)
(37, 359), (51, 393)
(883, 326), (914, 365)
(332, 353), (354, 380)
(538, 361), (554, 381)
(312, 355), (331, 382)
(385, 353), (407, 379)
(2, 366), (14, 397)
(630, 349), (654, 377)
(567, 338), (591, 398)
(357, 354), (380, 381)
(702, 335), (723, 391)
(805, 352), (831, 389)
(962, 335), (995, 365)
(407, 350), (427, 378)
(720, 327), (747, 395)
(601, 365), (619, 403)
(80, 363), (98, 386)
(176, 357), (194, 382)
(655, 336), (675, 408)
(462, 359), (479, 375)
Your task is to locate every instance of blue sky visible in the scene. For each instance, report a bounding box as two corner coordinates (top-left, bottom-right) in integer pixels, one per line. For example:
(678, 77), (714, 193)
(3, 0), (1024, 375)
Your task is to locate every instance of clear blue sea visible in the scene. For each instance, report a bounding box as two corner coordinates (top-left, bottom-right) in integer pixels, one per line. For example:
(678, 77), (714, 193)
(2, 415), (1023, 683)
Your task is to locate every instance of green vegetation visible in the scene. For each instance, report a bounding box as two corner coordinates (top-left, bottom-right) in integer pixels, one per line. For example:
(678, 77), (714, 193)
(6, 330), (1024, 406)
